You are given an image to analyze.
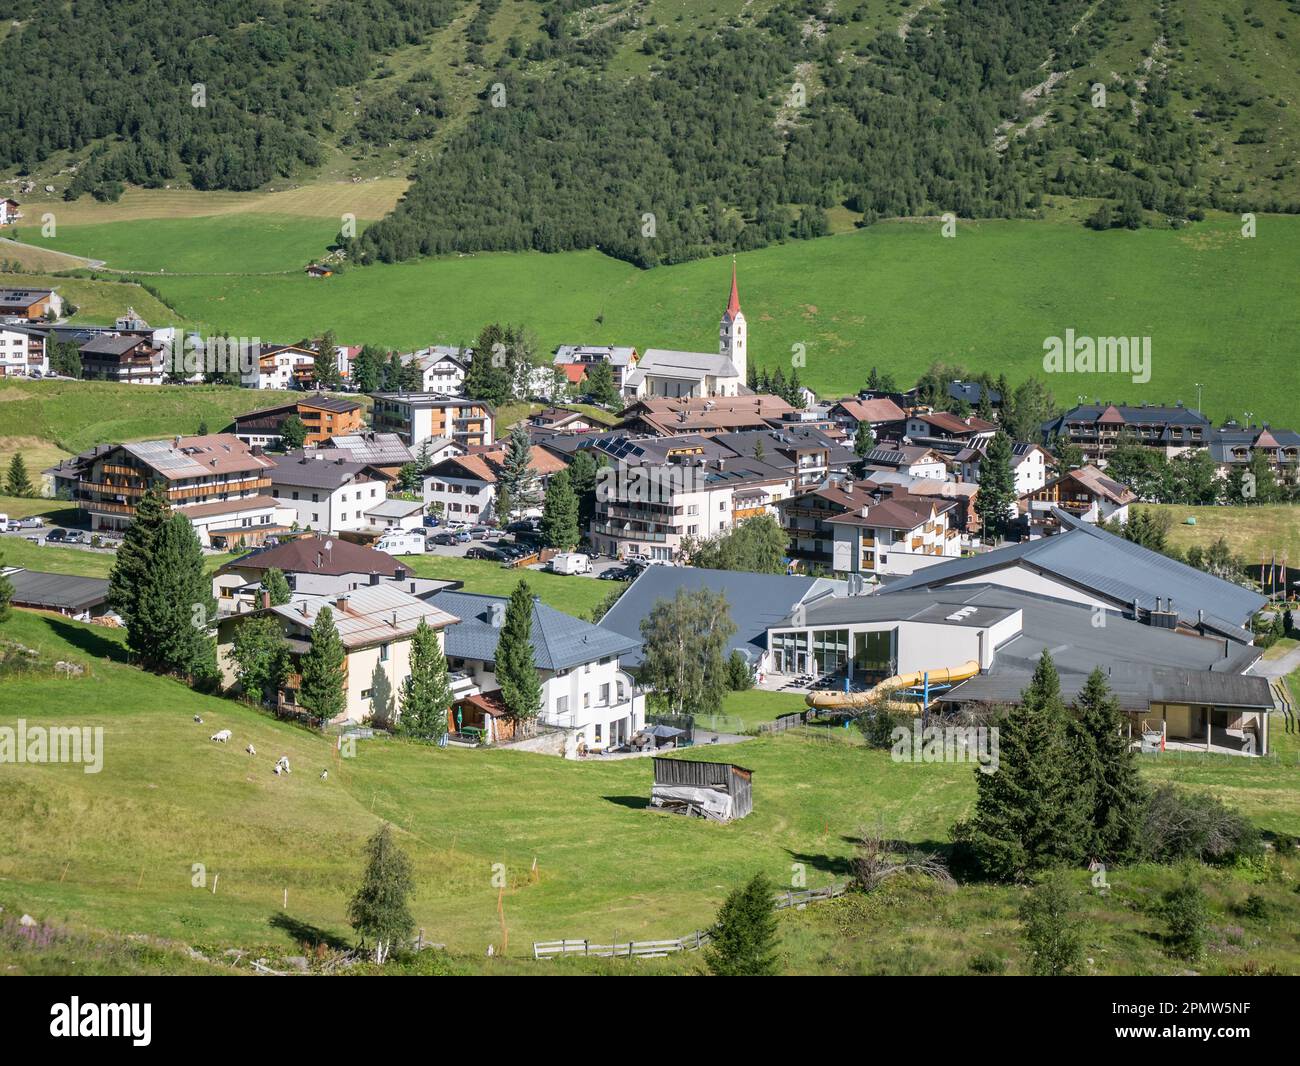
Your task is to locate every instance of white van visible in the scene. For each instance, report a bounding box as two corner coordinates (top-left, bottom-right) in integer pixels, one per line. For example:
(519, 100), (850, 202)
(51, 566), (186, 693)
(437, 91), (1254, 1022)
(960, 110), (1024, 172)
(549, 552), (591, 575)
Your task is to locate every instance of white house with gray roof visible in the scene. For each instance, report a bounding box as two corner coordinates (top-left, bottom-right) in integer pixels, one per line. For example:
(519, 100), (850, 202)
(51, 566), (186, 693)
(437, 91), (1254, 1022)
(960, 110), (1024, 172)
(430, 589), (645, 756)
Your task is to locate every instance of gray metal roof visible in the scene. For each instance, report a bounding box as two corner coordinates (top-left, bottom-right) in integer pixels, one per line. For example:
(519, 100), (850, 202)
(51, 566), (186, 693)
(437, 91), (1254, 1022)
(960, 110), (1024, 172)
(880, 510), (1264, 636)
(269, 453), (375, 490)
(599, 565), (843, 666)
(431, 590), (640, 671)
(3, 569), (109, 611)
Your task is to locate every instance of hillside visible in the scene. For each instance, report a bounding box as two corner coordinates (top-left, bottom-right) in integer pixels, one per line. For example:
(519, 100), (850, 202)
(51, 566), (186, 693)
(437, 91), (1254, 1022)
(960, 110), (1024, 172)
(3, 608), (1298, 974)
(5, 0), (1300, 270)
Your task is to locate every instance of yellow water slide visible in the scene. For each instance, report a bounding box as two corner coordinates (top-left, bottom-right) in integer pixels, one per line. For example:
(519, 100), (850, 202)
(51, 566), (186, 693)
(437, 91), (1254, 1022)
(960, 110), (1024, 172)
(804, 660), (980, 713)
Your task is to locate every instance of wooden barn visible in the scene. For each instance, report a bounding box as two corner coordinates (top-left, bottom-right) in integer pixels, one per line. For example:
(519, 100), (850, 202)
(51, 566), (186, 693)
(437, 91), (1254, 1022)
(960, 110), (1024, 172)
(651, 758), (753, 822)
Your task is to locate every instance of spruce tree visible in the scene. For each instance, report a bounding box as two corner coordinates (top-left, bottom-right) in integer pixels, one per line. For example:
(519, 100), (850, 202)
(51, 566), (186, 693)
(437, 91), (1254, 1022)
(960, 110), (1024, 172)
(5, 452), (33, 497)
(260, 567), (292, 606)
(347, 823), (415, 964)
(975, 431), (1016, 543)
(108, 486), (171, 632)
(398, 619), (453, 740)
(496, 579), (541, 720)
(498, 425), (540, 514)
(300, 605), (346, 725)
(132, 512), (216, 678)
(1019, 874), (1084, 976)
(1067, 667), (1146, 864)
(853, 420), (875, 460)
(540, 467), (580, 550)
(705, 873), (780, 976)
(953, 651), (1088, 880)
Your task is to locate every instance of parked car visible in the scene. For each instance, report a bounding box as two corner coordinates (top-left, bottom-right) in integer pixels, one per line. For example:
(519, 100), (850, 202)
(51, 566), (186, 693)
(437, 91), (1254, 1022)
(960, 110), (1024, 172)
(17, 516), (44, 529)
(4, 520), (19, 533)
(467, 546), (506, 562)
(44, 528), (69, 542)
(63, 530), (88, 544)
(422, 514), (441, 528)
(468, 526), (490, 540)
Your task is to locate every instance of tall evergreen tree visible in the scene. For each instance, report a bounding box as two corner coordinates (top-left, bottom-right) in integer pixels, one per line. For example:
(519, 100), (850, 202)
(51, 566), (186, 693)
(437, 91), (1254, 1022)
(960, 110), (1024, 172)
(352, 345), (384, 393)
(260, 567), (292, 606)
(1067, 667), (1146, 863)
(229, 615), (291, 705)
(398, 619), (453, 740)
(498, 424), (541, 514)
(108, 486), (171, 633)
(280, 415), (308, 451)
(540, 467), (580, 550)
(496, 580), (541, 720)
(975, 431), (1016, 543)
(5, 453), (33, 497)
(300, 605), (346, 725)
(584, 360), (621, 407)
(131, 512), (215, 679)
(705, 872), (780, 976)
(853, 420), (875, 463)
(313, 330), (341, 389)
(347, 823), (415, 964)
(953, 651), (1088, 880)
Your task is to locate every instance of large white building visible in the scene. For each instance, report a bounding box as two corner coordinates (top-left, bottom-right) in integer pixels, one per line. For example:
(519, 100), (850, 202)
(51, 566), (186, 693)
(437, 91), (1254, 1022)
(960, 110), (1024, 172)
(0, 323), (48, 377)
(624, 264), (748, 399)
(268, 452), (390, 534)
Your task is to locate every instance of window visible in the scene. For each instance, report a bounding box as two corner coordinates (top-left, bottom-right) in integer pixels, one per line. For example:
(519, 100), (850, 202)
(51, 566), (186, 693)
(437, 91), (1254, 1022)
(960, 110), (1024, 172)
(312, 513), (319, 523)
(556, 695), (569, 714)
(594, 723), (602, 742)
(379, 643), (389, 662)
(311, 493), (319, 503)
(600, 683), (610, 704)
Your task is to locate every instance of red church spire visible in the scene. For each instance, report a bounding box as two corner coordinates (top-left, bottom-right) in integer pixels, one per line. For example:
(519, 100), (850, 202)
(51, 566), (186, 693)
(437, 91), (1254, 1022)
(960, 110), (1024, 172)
(725, 257), (741, 318)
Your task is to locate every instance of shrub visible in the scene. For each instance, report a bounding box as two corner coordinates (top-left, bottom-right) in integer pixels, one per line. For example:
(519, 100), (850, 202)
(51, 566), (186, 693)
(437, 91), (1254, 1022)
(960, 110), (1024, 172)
(857, 706), (899, 750)
(1142, 785), (1261, 865)
(1162, 876), (1207, 962)
(968, 949), (1007, 975)
(1234, 893), (1270, 923)
(1019, 875), (1084, 976)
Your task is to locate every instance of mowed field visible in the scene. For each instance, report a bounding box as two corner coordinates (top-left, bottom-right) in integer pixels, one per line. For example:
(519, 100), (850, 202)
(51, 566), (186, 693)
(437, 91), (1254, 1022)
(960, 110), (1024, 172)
(2, 608), (1299, 975)
(15, 211), (1300, 427)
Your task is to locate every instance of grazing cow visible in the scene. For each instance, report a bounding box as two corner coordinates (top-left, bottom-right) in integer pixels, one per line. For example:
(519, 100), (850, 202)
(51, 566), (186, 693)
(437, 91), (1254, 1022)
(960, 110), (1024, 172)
(210, 729), (232, 743)
(245, 744), (256, 756)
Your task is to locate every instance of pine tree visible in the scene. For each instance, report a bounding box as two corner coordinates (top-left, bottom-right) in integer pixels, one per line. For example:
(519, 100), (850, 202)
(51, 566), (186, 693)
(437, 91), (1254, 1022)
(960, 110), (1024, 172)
(108, 486), (171, 640)
(1019, 874), (1084, 976)
(496, 580), (541, 720)
(705, 873), (780, 976)
(313, 330), (341, 389)
(347, 823), (415, 964)
(584, 360), (620, 407)
(853, 420), (875, 460)
(498, 424), (540, 514)
(300, 605), (346, 725)
(953, 651), (1088, 880)
(1067, 668), (1146, 864)
(260, 567), (292, 606)
(5, 453), (33, 497)
(975, 431), (1016, 542)
(398, 619), (453, 741)
(132, 513), (216, 679)
(540, 467), (580, 550)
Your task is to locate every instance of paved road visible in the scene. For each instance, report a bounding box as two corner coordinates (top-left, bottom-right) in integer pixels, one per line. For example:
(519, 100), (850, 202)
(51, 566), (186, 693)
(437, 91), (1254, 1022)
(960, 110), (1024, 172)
(1254, 645), (1300, 680)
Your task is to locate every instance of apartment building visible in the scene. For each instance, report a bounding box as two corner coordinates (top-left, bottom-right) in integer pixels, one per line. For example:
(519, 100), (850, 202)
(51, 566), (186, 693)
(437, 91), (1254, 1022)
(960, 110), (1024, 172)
(73, 434), (285, 547)
(370, 392), (494, 451)
(79, 334), (165, 384)
(400, 346), (470, 394)
(0, 323), (48, 377)
(1042, 402), (1210, 463)
(241, 343), (318, 390)
(231, 397), (366, 448)
(1208, 423), (1300, 487)
(268, 452), (389, 534)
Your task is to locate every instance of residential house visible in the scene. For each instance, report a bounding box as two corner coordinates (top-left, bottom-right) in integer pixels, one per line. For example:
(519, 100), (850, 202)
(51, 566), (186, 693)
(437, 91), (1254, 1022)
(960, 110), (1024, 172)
(268, 452), (388, 534)
(212, 534), (456, 615)
(400, 346), (470, 394)
(0, 323), (48, 377)
(956, 440), (1052, 496)
(1042, 402), (1210, 464)
(0, 198), (20, 225)
(1021, 463), (1136, 531)
(553, 345), (636, 391)
(216, 584), (460, 724)
(231, 397), (366, 448)
(617, 394), (796, 436)
(74, 434), (287, 547)
(861, 444), (948, 480)
(0, 286), (60, 321)
(241, 343), (318, 390)
(430, 589), (644, 755)
(904, 410), (997, 448)
(424, 443), (568, 526)
(827, 397), (908, 440)
(78, 334), (165, 384)
(370, 392), (494, 451)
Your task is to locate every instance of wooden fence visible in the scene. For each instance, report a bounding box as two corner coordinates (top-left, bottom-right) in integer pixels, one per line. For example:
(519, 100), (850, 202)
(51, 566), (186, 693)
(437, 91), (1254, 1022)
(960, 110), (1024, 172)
(533, 883), (848, 960)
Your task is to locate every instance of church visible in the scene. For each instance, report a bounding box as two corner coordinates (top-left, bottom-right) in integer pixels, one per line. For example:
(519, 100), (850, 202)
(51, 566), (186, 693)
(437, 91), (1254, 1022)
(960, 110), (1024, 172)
(622, 263), (748, 399)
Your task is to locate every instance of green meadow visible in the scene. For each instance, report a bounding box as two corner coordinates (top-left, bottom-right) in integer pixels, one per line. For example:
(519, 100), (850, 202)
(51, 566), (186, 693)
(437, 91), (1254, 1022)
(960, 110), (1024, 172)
(2, 608), (1299, 975)
(24, 214), (1300, 427)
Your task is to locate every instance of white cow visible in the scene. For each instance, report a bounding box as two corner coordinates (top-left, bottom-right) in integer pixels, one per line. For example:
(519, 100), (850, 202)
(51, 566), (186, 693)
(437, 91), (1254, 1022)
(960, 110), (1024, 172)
(210, 729), (232, 743)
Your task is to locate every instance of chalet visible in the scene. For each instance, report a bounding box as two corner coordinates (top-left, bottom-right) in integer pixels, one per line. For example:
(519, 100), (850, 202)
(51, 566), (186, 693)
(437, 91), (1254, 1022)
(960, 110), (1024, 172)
(216, 585), (459, 725)
(0, 198), (20, 225)
(400, 346), (470, 394)
(431, 589), (645, 755)
(1042, 402), (1210, 463)
(79, 334), (165, 385)
(955, 441), (1052, 496)
(904, 410), (997, 447)
(861, 444), (948, 480)
(370, 393), (494, 451)
(1021, 463), (1136, 531)
(0, 286), (60, 321)
(0, 323), (48, 377)
(827, 397), (908, 439)
(73, 434), (287, 548)
(231, 397), (366, 448)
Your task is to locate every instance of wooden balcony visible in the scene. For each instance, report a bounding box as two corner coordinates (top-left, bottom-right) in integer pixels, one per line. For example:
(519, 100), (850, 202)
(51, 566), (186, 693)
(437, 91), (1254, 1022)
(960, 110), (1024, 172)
(167, 476), (271, 500)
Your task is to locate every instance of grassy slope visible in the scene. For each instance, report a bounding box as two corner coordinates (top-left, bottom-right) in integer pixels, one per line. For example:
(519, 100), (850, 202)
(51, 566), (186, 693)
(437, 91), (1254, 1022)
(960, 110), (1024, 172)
(1, 609), (1297, 974)
(1151, 503), (1300, 567)
(16, 216), (1293, 426)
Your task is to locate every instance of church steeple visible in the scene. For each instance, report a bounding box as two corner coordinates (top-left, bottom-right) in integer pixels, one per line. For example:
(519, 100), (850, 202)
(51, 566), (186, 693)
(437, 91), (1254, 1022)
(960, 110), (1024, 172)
(719, 258), (747, 385)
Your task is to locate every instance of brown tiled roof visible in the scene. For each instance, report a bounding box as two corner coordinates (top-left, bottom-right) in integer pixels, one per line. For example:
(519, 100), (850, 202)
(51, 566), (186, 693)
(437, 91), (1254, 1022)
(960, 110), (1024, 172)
(833, 398), (906, 424)
(215, 533), (408, 577)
